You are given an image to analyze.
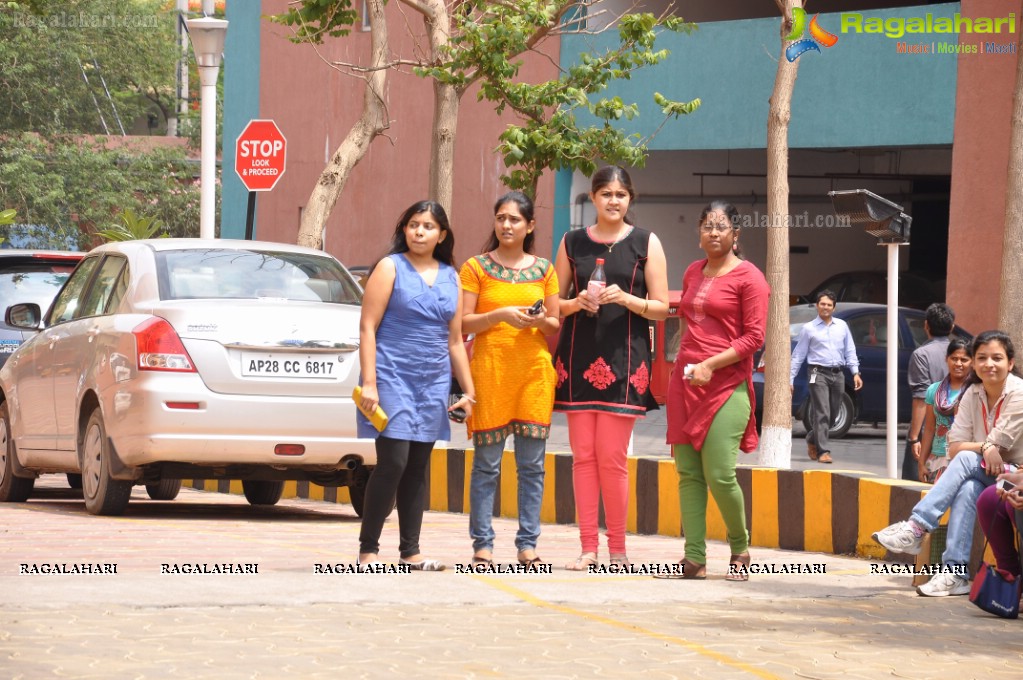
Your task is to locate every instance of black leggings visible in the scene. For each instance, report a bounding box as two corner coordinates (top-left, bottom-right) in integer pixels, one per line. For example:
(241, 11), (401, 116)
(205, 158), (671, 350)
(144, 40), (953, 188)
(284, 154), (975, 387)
(358, 436), (434, 558)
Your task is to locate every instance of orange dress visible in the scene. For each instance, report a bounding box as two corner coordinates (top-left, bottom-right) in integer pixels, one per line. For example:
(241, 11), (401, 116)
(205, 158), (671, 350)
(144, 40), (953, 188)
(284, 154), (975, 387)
(459, 254), (559, 447)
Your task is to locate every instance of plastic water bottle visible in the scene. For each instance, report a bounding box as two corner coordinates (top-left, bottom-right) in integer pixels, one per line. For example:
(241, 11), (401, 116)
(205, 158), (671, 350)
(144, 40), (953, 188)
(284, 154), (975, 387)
(586, 258), (606, 317)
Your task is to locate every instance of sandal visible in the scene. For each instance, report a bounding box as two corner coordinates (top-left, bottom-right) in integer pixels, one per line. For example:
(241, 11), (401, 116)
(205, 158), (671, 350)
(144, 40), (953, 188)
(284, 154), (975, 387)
(517, 550), (545, 567)
(609, 553), (632, 568)
(726, 553), (751, 582)
(472, 551), (494, 566)
(399, 557), (446, 572)
(653, 558), (706, 580)
(565, 552), (598, 571)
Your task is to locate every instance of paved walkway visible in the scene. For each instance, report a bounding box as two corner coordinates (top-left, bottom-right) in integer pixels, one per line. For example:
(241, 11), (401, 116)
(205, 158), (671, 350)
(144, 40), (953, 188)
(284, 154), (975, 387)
(3, 478), (1021, 679)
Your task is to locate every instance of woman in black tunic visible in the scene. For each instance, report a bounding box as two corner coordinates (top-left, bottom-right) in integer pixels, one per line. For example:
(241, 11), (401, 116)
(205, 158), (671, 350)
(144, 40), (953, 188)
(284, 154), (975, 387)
(553, 166), (669, 569)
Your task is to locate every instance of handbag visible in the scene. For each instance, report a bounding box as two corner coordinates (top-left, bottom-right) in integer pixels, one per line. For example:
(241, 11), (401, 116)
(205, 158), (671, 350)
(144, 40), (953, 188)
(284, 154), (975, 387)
(968, 516), (1022, 619)
(969, 564), (1021, 619)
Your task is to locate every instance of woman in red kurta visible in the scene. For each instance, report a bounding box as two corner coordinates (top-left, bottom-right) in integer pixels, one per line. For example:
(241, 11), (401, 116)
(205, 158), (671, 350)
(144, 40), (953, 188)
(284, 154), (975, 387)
(661, 201), (769, 582)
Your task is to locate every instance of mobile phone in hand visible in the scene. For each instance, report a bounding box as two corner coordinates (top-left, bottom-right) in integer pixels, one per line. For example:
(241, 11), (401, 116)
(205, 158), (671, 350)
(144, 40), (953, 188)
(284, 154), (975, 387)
(527, 299), (543, 316)
(997, 478), (1018, 493)
(448, 393), (467, 423)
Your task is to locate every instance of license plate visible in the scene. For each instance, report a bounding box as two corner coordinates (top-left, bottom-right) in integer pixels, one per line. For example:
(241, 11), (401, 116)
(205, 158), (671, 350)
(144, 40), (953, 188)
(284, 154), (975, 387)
(240, 353), (341, 379)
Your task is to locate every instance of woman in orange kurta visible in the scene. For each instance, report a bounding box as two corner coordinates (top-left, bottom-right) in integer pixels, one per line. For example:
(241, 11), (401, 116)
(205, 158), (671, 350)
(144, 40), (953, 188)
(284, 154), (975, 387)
(459, 191), (560, 567)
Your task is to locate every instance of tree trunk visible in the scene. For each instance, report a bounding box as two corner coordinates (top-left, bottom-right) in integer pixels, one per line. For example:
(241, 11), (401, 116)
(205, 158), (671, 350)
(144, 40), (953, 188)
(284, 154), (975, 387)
(411, 0), (458, 216)
(295, 0), (390, 249)
(430, 81), (459, 213)
(998, 28), (1023, 342)
(754, 0), (801, 467)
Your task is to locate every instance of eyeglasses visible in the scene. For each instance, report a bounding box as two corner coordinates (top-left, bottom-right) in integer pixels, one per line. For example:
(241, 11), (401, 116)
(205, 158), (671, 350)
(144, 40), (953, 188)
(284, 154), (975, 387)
(700, 223), (734, 234)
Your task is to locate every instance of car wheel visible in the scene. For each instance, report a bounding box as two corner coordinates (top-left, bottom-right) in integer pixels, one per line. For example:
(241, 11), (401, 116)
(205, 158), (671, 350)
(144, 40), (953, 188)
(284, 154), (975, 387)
(242, 480), (284, 506)
(348, 481), (366, 518)
(80, 407), (132, 516)
(66, 473), (83, 489)
(145, 479), (182, 501)
(801, 392), (855, 440)
(347, 466), (393, 518)
(0, 401), (34, 502)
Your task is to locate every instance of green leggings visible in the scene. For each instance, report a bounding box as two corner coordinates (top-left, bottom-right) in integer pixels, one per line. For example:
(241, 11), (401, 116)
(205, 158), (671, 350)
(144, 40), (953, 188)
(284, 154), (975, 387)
(673, 382), (750, 564)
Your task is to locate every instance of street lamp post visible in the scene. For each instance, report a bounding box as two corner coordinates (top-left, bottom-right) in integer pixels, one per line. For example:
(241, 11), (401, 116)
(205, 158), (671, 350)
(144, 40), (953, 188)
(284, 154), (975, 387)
(185, 14), (228, 239)
(828, 190), (912, 478)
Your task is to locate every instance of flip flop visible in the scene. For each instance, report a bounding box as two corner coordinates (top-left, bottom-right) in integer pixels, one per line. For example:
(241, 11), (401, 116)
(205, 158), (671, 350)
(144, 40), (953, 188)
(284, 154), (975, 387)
(653, 558), (706, 580)
(517, 550), (546, 567)
(399, 558), (446, 571)
(565, 552), (598, 571)
(609, 553), (632, 568)
(726, 553), (751, 582)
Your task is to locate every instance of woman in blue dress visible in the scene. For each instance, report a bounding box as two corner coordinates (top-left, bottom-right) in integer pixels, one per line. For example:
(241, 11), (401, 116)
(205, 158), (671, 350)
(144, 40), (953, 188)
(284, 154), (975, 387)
(356, 200), (475, 571)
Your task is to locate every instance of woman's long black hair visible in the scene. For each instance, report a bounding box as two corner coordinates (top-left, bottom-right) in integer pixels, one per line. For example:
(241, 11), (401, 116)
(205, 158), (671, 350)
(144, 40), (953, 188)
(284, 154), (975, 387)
(959, 330), (1023, 392)
(480, 191), (536, 255)
(385, 200), (455, 266)
(591, 165), (637, 226)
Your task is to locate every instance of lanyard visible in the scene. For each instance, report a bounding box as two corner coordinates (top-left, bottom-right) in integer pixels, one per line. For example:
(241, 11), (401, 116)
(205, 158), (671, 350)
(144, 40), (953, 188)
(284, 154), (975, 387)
(980, 397), (1003, 436)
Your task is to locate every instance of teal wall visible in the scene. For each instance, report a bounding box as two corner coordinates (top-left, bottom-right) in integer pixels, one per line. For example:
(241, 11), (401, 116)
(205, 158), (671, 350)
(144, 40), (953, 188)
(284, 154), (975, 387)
(561, 3), (960, 150)
(220, 2), (262, 239)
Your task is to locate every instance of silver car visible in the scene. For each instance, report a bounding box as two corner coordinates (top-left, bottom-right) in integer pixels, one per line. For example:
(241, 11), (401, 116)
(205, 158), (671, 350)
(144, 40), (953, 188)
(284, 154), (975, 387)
(0, 239), (377, 516)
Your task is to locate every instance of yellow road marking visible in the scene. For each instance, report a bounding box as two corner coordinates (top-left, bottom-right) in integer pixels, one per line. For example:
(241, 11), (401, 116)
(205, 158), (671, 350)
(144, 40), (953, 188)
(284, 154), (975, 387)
(475, 575), (782, 679)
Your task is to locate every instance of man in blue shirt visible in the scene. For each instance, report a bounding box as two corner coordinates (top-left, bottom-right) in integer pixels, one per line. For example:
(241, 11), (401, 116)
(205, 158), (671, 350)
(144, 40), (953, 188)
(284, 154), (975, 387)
(790, 291), (863, 464)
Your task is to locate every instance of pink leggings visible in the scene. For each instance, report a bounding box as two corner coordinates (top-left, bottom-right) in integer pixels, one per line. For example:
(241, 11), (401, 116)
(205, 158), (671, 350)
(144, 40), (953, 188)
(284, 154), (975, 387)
(566, 412), (636, 554)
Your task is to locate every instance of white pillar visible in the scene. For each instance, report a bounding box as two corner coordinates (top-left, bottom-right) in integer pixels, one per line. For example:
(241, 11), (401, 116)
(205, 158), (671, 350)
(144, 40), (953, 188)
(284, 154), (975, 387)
(198, 64), (218, 239)
(886, 243), (900, 478)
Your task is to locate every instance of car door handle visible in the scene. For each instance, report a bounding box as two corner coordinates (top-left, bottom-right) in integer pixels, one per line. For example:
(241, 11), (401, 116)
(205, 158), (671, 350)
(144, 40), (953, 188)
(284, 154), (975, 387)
(87, 327), (101, 342)
(46, 334), (59, 349)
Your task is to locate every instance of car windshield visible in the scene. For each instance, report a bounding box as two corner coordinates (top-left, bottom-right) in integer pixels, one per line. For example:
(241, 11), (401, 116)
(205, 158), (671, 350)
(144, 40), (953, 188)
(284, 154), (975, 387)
(156, 249), (362, 305)
(0, 264), (76, 312)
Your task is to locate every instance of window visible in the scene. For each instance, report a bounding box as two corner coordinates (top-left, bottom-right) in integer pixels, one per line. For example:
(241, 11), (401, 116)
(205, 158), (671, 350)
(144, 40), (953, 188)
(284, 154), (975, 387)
(906, 315), (928, 348)
(664, 317), (682, 362)
(846, 313), (894, 349)
(48, 258), (99, 325)
(78, 256), (127, 318)
(156, 249), (362, 305)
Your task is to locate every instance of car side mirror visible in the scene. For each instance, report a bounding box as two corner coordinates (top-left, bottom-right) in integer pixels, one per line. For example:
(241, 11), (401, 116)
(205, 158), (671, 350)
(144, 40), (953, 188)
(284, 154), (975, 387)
(5, 303), (42, 330)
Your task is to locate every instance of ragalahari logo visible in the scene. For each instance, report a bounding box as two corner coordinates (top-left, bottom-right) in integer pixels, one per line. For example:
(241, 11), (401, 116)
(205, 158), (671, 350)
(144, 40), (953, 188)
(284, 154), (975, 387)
(785, 8), (839, 61)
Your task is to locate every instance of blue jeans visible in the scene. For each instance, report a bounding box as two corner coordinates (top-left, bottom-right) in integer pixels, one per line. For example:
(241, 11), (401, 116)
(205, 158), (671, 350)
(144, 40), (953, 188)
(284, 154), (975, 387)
(469, 435), (546, 553)
(910, 451), (995, 566)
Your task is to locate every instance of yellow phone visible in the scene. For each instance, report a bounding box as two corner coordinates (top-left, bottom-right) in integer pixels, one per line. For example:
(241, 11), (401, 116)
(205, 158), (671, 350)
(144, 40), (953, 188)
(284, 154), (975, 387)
(352, 386), (388, 432)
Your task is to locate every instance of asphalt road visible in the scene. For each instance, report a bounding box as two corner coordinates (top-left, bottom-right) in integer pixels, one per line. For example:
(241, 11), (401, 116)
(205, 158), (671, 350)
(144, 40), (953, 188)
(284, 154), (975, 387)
(3, 477), (1020, 679)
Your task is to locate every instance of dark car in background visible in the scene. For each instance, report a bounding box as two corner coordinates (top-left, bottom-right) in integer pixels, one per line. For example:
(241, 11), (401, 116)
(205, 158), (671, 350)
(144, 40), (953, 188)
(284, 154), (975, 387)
(0, 250), (83, 367)
(753, 303), (971, 438)
(800, 270), (943, 311)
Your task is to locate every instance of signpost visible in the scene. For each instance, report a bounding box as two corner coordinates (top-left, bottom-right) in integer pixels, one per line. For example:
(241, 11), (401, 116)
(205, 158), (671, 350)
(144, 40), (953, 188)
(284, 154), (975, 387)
(235, 119), (287, 239)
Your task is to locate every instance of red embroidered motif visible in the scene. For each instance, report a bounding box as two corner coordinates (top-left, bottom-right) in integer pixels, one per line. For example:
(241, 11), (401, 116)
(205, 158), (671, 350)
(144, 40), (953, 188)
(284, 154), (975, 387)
(630, 362), (650, 395)
(584, 357), (616, 390)
(555, 357), (568, 388)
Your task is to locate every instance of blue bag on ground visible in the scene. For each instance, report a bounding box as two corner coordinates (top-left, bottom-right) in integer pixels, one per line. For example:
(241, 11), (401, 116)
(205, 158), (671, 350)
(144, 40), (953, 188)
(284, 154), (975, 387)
(968, 563), (1021, 619)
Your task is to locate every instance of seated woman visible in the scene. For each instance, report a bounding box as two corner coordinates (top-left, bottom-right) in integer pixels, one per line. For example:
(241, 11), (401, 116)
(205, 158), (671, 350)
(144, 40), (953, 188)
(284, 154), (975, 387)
(975, 469), (1023, 582)
(918, 339), (971, 483)
(873, 330), (1023, 597)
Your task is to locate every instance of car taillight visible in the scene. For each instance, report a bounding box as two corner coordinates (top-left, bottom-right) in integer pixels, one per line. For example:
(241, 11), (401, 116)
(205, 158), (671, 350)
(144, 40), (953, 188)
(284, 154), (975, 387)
(133, 317), (196, 372)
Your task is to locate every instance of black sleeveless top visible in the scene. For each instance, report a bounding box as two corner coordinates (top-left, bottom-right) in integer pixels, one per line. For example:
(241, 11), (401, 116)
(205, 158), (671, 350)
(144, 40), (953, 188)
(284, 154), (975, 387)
(553, 226), (658, 416)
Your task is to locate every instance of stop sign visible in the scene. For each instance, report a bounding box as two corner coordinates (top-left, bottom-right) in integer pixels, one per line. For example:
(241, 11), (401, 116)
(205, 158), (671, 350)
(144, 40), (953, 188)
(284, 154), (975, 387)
(235, 119), (287, 192)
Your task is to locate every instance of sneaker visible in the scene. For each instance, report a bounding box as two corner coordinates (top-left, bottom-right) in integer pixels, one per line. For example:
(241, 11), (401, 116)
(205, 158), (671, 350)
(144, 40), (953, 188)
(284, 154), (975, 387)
(916, 571), (971, 597)
(872, 521), (924, 555)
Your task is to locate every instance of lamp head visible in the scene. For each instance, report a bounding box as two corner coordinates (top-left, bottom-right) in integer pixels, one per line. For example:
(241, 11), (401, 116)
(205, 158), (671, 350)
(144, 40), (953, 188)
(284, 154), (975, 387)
(186, 17), (228, 69)
(828, 189), (912, 244)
